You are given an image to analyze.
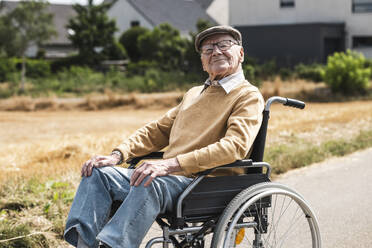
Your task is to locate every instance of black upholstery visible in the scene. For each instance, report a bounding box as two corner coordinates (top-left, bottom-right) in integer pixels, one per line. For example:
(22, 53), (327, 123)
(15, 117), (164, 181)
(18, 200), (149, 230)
(180, 173), (270, 219)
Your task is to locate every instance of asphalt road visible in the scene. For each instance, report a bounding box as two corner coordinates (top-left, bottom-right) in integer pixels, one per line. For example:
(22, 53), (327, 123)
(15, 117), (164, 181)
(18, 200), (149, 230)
(142, 148), (372, 247)
(276, 147), (372, 248)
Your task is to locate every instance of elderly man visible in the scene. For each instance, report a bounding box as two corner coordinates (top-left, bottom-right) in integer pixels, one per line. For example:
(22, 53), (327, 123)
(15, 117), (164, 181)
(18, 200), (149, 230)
(64, 25), (264, 248)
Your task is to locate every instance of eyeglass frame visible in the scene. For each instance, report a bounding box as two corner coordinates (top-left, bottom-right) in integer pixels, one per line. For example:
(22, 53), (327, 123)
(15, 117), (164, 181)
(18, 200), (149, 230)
(200, 39), (239, 55)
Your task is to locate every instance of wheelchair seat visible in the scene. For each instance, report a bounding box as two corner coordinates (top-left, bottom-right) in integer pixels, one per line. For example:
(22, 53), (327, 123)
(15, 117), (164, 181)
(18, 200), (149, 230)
(161, 169), (270, 227)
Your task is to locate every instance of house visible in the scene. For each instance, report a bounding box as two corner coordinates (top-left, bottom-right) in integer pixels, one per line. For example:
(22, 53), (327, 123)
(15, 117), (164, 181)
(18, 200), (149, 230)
(1, 0), (218, 59)
(104, 0), (217, 37)
(229, 0), (372, 66)
(0, 1), (77, 58)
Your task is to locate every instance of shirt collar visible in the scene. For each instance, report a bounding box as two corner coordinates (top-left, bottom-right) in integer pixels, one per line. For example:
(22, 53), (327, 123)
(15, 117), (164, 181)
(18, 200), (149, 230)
(205, 70), (245, 94)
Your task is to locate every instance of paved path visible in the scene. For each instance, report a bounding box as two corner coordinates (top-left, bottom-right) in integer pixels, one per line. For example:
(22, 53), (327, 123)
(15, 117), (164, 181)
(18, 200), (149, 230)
(276, 147), (372, 248)
(142, 148), (372, 247)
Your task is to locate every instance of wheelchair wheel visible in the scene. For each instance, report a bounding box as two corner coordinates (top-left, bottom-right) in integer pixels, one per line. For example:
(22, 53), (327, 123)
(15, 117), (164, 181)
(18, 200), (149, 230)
(211, 182), (321, 248)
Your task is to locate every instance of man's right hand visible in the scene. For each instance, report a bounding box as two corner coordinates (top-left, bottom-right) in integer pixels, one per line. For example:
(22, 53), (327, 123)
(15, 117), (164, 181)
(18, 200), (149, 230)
(81, 154), (121, 177)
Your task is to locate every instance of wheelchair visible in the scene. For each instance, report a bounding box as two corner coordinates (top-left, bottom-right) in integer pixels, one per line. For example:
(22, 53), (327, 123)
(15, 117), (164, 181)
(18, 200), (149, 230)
(126, 96), (321, 248)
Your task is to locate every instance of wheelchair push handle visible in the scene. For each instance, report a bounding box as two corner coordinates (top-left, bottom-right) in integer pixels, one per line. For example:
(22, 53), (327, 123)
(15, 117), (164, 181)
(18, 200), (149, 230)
(284, 98), (305, 109)
(265, 96), (305, 111)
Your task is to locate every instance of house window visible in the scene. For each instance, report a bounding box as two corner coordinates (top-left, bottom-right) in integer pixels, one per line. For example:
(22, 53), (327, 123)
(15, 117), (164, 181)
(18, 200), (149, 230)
(130, 20), (140, 27)
(352, 0), (372, 13)
(280, 0), (295, 8)
(353, 36), (372, 48)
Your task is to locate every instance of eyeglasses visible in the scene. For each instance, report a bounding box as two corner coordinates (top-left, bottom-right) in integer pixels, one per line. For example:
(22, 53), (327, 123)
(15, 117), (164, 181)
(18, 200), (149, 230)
(200, 40), (238, 55)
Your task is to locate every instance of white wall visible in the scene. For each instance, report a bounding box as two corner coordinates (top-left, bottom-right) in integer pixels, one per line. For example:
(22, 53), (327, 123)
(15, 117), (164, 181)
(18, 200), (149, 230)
(230, 0), (372, 57)
(107, 0), (153, 37)
(207, 0), (229, 25)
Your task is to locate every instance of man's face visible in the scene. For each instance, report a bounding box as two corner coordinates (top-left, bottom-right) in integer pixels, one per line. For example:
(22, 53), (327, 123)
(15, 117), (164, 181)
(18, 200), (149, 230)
(200, 34), (244, 80)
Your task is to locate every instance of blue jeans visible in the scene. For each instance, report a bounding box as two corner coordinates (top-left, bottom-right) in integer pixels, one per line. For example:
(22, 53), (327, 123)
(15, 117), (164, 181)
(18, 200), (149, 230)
(64, 166), (192, 248)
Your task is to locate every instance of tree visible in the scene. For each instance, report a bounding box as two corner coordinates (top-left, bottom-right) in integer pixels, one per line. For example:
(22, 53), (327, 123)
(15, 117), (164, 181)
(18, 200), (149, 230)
(0, 0), (56, 91)
(119, 26), (150, 62)
(183, 19), (214, 73)
(67, 0), (125, 66)
(138, 23), (187, 70)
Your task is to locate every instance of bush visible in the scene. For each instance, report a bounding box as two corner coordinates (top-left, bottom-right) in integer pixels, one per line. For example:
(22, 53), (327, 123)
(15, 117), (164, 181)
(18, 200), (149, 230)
(366, 59), (372, 79)
(255, 59), (278, 80)
(31, 66), (107, 95)
(119, 26), (150, 62)
(0, 58), (51, 81)
(126, 60), (157, 76)
(324, 50), (371, 95)
(294, 63), (325, 82)
(50, 55), (85, 72)
(278, 67), (293, 81)
(243, 64), (261, 87)
(103, 41), (128, 60)
(0, 58), (17, 82)
(24, 59), (51, 78)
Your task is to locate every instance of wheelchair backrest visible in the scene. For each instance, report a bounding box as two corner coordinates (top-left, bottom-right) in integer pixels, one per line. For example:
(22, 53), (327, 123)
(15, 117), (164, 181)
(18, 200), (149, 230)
(249, 110), (270, 162)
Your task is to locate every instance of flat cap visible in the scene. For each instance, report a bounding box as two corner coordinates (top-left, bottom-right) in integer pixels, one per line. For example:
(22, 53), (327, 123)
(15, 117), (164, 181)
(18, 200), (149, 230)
(195, 25), (242, 53)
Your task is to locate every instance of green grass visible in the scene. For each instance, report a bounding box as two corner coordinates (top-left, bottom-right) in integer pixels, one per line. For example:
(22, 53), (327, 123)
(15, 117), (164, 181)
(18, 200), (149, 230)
(265, 129), (372, 175)
(0, 179), (75, 247)
(0, 67), (205, 98)
(0, 222), (48, 248)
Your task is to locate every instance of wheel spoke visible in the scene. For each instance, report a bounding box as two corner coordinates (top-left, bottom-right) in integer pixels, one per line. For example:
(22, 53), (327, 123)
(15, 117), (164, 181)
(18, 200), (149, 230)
(277, 206), (305, 248)
(214, 184), (321, 248)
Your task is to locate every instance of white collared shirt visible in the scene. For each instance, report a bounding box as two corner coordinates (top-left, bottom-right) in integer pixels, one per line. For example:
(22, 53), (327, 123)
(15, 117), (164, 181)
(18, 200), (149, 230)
(205, 70), (246, 94)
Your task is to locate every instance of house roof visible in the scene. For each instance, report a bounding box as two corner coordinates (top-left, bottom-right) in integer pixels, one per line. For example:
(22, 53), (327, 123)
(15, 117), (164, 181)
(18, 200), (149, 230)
(125, 0), (217, 33)
(195, 0), (214, 9)
(1, 1), (76, 45)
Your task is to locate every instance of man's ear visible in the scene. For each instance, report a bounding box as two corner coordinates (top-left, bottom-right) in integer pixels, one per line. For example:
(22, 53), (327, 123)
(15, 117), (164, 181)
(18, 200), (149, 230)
(240, 46), (244, 63)
(201, 56), (207, 72)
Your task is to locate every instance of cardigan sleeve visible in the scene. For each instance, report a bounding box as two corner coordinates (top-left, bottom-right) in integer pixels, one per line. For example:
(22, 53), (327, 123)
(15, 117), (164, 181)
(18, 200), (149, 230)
(114, 104), (180, 163)
(176, 90), (264, 175)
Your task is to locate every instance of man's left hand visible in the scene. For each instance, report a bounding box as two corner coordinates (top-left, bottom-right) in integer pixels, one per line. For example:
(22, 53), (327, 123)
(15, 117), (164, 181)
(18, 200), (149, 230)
(130, 158), (182, 187)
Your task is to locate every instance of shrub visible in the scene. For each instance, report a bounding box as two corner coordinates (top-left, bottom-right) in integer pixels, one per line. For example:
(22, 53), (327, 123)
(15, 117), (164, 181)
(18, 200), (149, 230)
(126, 60), (157, 76)
(0, 58), (17, 82)
(278, 67), (293, 81)
(31, 66), (107, 95)
(103, 41), (128, 60)
(24, 59), (51, 78)
(243, 64), (261, 87)
(324, 50), (371, 94)
(294, 63), (325, 82)
(255, 59), (278, 80)
(366, 59), (372, 79)
(50, 55), (85, 72)
(119, 26), (150, 62)
(243, 64), (255, 81)
(143, 68), (161, 92)
(0, 58), (51, 82)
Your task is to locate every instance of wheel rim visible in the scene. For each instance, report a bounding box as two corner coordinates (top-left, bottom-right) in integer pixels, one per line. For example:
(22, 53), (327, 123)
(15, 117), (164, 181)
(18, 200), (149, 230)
(223, 189), (321, 248)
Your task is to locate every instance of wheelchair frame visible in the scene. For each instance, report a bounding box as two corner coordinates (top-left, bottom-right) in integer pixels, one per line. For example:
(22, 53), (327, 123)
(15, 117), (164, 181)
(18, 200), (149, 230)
(127, 96), (321, 248)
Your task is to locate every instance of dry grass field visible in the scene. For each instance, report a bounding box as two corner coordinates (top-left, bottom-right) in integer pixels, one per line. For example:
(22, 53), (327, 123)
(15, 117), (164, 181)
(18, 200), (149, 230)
(1, 98), (372, 185)
(0, 94), (372, 246)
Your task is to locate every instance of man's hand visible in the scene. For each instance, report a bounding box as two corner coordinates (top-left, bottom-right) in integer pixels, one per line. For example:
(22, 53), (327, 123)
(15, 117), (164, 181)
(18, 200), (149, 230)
(81, 154), (120, 177)
(130, 158), (182, 187)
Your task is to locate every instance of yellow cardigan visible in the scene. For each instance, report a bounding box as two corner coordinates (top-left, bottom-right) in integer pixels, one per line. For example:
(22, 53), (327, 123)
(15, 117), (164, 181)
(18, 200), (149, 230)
(115, 81), (264, 177)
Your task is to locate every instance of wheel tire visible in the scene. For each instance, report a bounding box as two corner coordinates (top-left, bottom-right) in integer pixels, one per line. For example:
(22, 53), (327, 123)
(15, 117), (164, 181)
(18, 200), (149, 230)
(211, 182), (321, 248)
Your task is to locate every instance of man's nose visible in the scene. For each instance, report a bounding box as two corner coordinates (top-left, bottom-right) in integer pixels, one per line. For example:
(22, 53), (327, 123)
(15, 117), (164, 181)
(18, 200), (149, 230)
(211, 45), (223, 55)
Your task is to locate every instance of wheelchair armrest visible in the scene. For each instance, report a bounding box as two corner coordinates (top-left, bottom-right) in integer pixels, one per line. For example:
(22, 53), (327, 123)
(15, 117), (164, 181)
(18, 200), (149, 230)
(127, 152), (164, 168)
(196, 159), (271, 176)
